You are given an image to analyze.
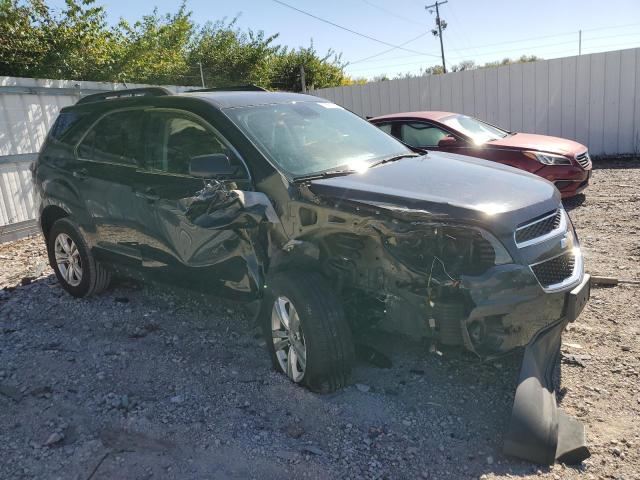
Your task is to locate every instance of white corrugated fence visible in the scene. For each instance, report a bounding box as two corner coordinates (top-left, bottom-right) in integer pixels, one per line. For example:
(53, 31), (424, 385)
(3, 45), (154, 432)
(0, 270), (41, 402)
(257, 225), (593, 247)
(0, 76), (193, 242)
(312, 47), (640, 157)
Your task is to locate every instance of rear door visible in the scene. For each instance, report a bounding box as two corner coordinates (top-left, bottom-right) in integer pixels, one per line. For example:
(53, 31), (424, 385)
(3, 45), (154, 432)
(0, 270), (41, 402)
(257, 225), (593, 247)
(75, 108), (148, 263)
(134, 108), (257, 296)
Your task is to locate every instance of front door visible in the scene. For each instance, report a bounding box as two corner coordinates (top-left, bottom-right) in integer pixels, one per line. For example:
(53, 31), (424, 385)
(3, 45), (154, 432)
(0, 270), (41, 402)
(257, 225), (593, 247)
(396, 121), (460, 153)
(134, 108), (258, 297)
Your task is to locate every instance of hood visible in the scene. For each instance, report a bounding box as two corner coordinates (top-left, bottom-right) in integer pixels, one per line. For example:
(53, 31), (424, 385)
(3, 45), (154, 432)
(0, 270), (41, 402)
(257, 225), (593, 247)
(488, 133), (586, 156)
(307, 152), (560, 234)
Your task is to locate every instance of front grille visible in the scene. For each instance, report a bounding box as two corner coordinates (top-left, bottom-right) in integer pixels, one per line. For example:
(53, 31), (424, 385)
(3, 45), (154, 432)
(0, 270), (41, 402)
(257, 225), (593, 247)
(531, 251), (576, 287)
(515, 210), (563, 245)
(575, 151), (591, 169)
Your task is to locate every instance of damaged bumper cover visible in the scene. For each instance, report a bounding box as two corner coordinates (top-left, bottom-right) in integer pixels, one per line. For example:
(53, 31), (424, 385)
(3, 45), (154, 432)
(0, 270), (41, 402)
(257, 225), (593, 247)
(504, 273), (591, 465)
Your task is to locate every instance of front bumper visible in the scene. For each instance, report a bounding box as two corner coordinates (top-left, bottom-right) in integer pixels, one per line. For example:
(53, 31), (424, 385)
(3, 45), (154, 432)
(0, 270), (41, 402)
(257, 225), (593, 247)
(536, 165), (591, 198)
(504, 273), (591, 464)
(460, 260), (582, 358)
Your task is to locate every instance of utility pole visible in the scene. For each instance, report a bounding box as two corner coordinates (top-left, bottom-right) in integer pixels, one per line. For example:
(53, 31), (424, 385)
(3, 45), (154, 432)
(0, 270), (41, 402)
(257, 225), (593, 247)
(300, 65), (307, 93)
(426, 1), (448, 73)
(198, 61), (205, 88)
(578, 29), (582, 55)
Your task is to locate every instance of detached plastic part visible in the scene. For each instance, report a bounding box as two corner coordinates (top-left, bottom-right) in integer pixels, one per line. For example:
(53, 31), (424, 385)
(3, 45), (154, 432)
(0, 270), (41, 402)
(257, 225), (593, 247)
(503, 319), (590, 465)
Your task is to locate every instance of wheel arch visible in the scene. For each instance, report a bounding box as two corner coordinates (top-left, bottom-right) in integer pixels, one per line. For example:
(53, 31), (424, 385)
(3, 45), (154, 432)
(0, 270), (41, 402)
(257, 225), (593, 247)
(40, 204), (70, 240)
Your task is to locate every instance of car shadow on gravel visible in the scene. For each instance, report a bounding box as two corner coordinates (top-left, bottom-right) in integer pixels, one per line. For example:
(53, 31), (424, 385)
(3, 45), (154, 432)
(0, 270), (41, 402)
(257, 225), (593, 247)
(563, 194), (586, 212)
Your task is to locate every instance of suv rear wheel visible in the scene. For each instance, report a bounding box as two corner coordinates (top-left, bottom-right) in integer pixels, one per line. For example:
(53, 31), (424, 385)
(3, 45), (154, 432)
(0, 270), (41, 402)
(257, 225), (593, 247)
(47, 218), (111, 297)
(263, 271), (354, 393)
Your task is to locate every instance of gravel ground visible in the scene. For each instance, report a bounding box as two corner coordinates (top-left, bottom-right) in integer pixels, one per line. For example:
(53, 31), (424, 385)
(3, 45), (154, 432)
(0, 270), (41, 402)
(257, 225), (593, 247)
(1, 159), (639, 480)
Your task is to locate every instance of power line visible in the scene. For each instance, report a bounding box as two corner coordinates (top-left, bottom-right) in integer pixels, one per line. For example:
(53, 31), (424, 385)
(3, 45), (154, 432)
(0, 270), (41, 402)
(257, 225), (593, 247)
(271, 0), (440, 57)
(346, 40), (580, 73)
(445, 21), (640, 53)
(348, 28), (640, 69)
(347, 40), (576, 73)
(360, 0), (428, 27)
(444, 1), (479, 59)
(348, 38), (640, 76)
(583, 21), (640, 33)
(349, 31), (430, 64)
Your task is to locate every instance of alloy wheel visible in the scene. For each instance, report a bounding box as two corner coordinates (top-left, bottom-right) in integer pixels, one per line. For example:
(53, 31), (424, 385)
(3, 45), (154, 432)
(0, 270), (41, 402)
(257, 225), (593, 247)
(271, 295), (307, 382)
(54, 233), (83, 287)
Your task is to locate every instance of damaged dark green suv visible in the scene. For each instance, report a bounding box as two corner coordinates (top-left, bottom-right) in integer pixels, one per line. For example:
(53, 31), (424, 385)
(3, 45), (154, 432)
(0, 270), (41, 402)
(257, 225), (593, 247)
(34, 87), (591, 465)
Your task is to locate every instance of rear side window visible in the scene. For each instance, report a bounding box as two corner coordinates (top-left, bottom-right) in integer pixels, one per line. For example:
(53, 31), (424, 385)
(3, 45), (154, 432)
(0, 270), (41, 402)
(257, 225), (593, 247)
(400, 122), (449, 147)
(146, 111), (237, 175)
(77, 110), (145, 166)
(49, 111), (87, 142)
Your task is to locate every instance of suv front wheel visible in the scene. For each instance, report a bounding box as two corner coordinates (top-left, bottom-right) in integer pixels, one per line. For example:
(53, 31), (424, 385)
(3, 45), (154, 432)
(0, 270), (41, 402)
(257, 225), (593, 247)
(263, 271), (354, 393)
(47, 218), (111, 297)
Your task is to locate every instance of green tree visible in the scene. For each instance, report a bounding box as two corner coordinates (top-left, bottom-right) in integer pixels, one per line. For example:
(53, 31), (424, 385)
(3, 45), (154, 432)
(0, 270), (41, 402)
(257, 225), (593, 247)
(0, 0), (353, 89)
(0, 0), (116, 79)
(188, 17), (278, 88)
(268, 42), (347, 92)
(112, 3), (195, 84)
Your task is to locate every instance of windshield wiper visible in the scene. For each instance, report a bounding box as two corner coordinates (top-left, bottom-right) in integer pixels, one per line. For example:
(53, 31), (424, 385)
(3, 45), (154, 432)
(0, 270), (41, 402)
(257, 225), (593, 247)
(368, 153), (420, 168)
(293, 169), (357, 182)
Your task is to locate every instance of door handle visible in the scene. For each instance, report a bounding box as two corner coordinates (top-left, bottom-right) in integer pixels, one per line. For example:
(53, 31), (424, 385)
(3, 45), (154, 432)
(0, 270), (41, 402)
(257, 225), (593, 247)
(72, 168), (88, 179)
(134, 188), (160, 202)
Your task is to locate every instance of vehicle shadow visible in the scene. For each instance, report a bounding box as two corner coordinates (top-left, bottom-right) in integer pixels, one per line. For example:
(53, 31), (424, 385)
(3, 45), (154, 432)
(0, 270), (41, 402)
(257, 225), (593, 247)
(563, 193), (586, 212)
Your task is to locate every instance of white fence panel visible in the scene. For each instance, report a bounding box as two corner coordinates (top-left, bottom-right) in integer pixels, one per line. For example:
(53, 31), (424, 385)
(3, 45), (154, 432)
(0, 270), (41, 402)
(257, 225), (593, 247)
(312, 47), (640, 156)
(618, 49), (637, 153)
(497, 65), (510, 128)
(0, 76), (195, 241)
(0, 159), (34, 226)
(561, 56), (577, 140)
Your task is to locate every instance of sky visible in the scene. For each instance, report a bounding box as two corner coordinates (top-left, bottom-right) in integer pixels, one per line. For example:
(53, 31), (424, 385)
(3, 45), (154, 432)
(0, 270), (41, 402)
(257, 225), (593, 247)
(49, 0), (640, 80)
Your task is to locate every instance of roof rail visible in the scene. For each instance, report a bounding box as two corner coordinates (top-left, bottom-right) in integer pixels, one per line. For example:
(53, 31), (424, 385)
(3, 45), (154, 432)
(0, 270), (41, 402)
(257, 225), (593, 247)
(76, 87), (173, 105)
(186, 84), (267, 93)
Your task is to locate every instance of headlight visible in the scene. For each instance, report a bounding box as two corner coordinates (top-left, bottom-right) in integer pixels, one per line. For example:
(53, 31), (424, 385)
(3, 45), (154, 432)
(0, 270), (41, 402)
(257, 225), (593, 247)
(523, 151), (572, 165)
(383, 224), (512, 278)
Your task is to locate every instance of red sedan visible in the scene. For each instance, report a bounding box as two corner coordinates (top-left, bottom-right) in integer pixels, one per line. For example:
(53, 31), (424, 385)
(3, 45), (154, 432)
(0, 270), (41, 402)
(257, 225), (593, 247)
(370, 111), (591, 198)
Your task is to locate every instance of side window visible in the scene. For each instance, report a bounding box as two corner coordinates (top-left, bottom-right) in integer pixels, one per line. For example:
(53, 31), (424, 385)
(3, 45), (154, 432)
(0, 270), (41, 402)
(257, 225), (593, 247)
(146, 111), (239, 176)
(50, 111), (87, 143)
(77, 110), (144, 165)
(400, 122), (450, 147)
(376, 122), (393, 136)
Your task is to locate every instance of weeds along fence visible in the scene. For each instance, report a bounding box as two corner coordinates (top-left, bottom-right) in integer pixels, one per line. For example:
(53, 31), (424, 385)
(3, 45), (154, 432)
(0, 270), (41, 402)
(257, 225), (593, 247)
(312, 47), (640, 158)
(0, 77), (193, 243)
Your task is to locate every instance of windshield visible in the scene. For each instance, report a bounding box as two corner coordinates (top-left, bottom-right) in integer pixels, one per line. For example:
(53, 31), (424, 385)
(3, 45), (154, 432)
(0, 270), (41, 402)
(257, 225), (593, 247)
(441, 114), (509, 144)
(224, 101), (411, 177)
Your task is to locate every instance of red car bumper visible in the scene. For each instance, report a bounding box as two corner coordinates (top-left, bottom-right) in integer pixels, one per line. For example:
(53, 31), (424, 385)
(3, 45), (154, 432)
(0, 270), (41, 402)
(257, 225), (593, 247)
(535, 165), (591, 198)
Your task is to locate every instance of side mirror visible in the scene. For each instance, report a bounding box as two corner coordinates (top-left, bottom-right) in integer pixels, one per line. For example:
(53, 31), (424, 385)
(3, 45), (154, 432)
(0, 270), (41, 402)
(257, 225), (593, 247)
(189, 154), (239, 178)
(437, 135), (459, 148)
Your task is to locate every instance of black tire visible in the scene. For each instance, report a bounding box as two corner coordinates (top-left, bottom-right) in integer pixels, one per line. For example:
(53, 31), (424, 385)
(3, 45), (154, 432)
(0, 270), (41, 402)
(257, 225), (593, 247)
(262, 271), (354, 393)
(47, 218), (111, 297)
